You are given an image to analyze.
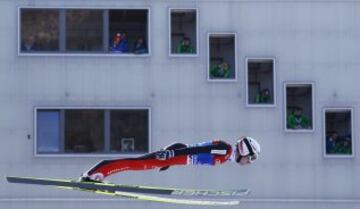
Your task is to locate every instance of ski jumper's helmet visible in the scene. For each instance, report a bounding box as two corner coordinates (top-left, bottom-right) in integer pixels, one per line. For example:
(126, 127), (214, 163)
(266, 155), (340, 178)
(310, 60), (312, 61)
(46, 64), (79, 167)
(236, 137), (261, 163)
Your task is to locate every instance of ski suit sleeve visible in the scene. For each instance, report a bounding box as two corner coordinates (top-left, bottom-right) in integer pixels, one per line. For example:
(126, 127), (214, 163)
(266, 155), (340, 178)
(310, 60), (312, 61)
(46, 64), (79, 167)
(172, 141), (230, 156)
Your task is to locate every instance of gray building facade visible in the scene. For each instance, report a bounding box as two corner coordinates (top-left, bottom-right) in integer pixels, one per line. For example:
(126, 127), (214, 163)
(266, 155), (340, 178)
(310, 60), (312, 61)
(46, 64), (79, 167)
(1, 0), (360, 209)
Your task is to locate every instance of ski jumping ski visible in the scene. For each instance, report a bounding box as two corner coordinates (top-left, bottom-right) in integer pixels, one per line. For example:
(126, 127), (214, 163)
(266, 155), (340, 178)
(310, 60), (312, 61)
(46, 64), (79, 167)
(7, 176), (249, 206)
(59, 186), (241, 206)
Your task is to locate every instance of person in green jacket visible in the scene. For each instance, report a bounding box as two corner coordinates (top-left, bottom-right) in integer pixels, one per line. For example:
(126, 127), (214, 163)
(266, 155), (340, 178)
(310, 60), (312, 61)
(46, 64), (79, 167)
(255, 88), (271, 103)
(210, 62), (231, 79)
(335, 136), (352, 155)
(287, 107), (311, 129)
(176, 37), (195, 54)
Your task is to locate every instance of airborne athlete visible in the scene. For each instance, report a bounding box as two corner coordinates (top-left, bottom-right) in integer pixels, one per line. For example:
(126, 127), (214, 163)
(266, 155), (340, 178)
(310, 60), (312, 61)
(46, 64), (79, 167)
(80, 137), (261, 182)
(6, 137), (260, 205)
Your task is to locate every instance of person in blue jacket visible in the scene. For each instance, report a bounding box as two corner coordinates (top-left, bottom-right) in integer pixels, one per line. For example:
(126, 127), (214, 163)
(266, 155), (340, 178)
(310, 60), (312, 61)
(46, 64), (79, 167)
(110, 33), (129, 53)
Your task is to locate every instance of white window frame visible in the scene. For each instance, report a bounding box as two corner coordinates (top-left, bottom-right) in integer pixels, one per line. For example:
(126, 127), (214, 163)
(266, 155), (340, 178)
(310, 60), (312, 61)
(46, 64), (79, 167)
(284, 82), (315, 133)
(168, 7), (199, 57)
(18, 6), (151, 57)
(245, 57), (276, 108)
(34, 106), (152, 157)
(323, 107), (355, 158)
(207, 32), (237, 82)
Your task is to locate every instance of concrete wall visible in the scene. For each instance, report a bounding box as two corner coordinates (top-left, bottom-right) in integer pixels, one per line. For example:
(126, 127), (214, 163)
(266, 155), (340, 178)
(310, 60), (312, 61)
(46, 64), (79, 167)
(1, 0), (360, 209)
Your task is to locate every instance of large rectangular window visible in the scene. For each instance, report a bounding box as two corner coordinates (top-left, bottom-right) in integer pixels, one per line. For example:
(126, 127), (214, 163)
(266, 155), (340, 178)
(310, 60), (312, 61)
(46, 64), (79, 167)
(169, 8), (198, 56)
(35, 107), (150, 156)
(19, 8), (149, 55)
(324, 108), (354, 157)
(246, 58), (276, 107)
(284, 82), (314, 132)
(208, 33), (237, 81)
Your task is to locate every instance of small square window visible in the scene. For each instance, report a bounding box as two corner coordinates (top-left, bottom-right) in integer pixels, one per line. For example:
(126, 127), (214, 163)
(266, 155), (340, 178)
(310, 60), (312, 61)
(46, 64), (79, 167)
(324, 108), (354, 157)
(284, 82), (314, 132)
(110, 109), (149, 153)
(246, 58), (276, 106)
(65, 10), (104, 52)
(169, 8), (198, 56)
(20, 9), (60, 52)
(64, 109), (105, 153)
(109, 9), (149, 54)
(208, 33), (237, 81)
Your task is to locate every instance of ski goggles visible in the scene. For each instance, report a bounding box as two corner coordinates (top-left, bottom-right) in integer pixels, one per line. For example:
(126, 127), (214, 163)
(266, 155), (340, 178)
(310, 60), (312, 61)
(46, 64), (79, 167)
(247, 154), (257, 163)
(236, 153), (257, 164)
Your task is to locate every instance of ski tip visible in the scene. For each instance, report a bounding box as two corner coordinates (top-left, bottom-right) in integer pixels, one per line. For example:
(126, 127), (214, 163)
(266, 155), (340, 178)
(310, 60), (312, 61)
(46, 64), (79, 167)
(6, 176), (30, 183)
(6, 176), (32, 181)
(241, 189), (251, 196)
(6, 176), (16, 182)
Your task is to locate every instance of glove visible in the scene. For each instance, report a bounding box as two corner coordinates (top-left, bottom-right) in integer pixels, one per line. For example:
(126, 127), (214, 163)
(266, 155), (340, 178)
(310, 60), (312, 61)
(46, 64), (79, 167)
(155, 150), (175, 160)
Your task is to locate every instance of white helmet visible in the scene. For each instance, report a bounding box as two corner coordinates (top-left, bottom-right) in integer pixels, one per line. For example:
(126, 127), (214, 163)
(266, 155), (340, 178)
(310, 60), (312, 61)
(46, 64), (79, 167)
(236, 137), (261, 163)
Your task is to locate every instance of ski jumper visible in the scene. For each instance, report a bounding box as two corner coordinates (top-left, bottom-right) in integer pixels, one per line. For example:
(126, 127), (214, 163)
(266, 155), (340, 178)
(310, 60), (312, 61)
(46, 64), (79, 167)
(85, 140), (233, 179)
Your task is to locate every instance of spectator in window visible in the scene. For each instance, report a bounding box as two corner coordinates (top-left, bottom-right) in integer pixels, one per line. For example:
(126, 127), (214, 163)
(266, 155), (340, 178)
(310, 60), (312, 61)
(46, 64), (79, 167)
(21, 35), (36, 51)
(326, 131), (339, 154)
(210, 62), (231, 79)
(336, 135), (352, 155)
(287, 107), (311, 129)
(342, 136), (352, 154)
(176, 37), (195, 53)
(133, 37), (148, 54)
(110, 33), (129, 53)
(255, 88), (271, 103)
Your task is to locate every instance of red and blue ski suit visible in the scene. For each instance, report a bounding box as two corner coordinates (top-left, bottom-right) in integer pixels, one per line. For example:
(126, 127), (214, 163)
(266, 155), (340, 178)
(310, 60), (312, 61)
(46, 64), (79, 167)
(85, 140), (233, 179)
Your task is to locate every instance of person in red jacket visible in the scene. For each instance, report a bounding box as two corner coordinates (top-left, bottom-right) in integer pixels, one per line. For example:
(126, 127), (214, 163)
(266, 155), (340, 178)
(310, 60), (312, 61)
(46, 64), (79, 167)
(80, 137), (261, 182)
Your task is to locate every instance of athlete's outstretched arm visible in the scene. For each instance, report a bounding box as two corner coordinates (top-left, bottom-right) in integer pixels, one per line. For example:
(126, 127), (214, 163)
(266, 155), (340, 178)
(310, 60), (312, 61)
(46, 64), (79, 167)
(155, 141), (230, 160)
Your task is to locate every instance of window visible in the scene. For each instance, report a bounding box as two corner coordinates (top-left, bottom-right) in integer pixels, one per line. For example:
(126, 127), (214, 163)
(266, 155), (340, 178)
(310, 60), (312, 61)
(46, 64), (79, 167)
(20, 9), (60, 52)
(64, 109), (104, 153)
(66, 10), (103, 52)
(36, 110), (61, 153)
(284, 82), (314, 132)
(19, 8), (149, 55)
(324, 108), (354, 157)
(35, 107), (150, 156)
(110, 110), (149, 153)
(246, 58), (276, 106)
(208, 33), (237, 81)
(169, 8), (198, 56)
(109, 9), (149, 54)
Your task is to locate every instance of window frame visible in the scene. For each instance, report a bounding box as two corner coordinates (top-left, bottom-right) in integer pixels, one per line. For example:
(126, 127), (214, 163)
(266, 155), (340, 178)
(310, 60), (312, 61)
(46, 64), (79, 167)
(34, 106), (152, 157)
(207, 32), (238, 82)
(168, 7), (199, 57)
(18, 6), (151, 57)
(283, 81), (315, 133)
(245, 57), (276, 108)
(323, 107), (355, 158)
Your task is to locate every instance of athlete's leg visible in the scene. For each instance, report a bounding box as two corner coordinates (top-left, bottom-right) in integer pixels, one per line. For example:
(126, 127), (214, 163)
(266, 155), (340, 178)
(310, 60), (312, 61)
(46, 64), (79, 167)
(159, 143), (187, 171)
(82, 152), (187, 181)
